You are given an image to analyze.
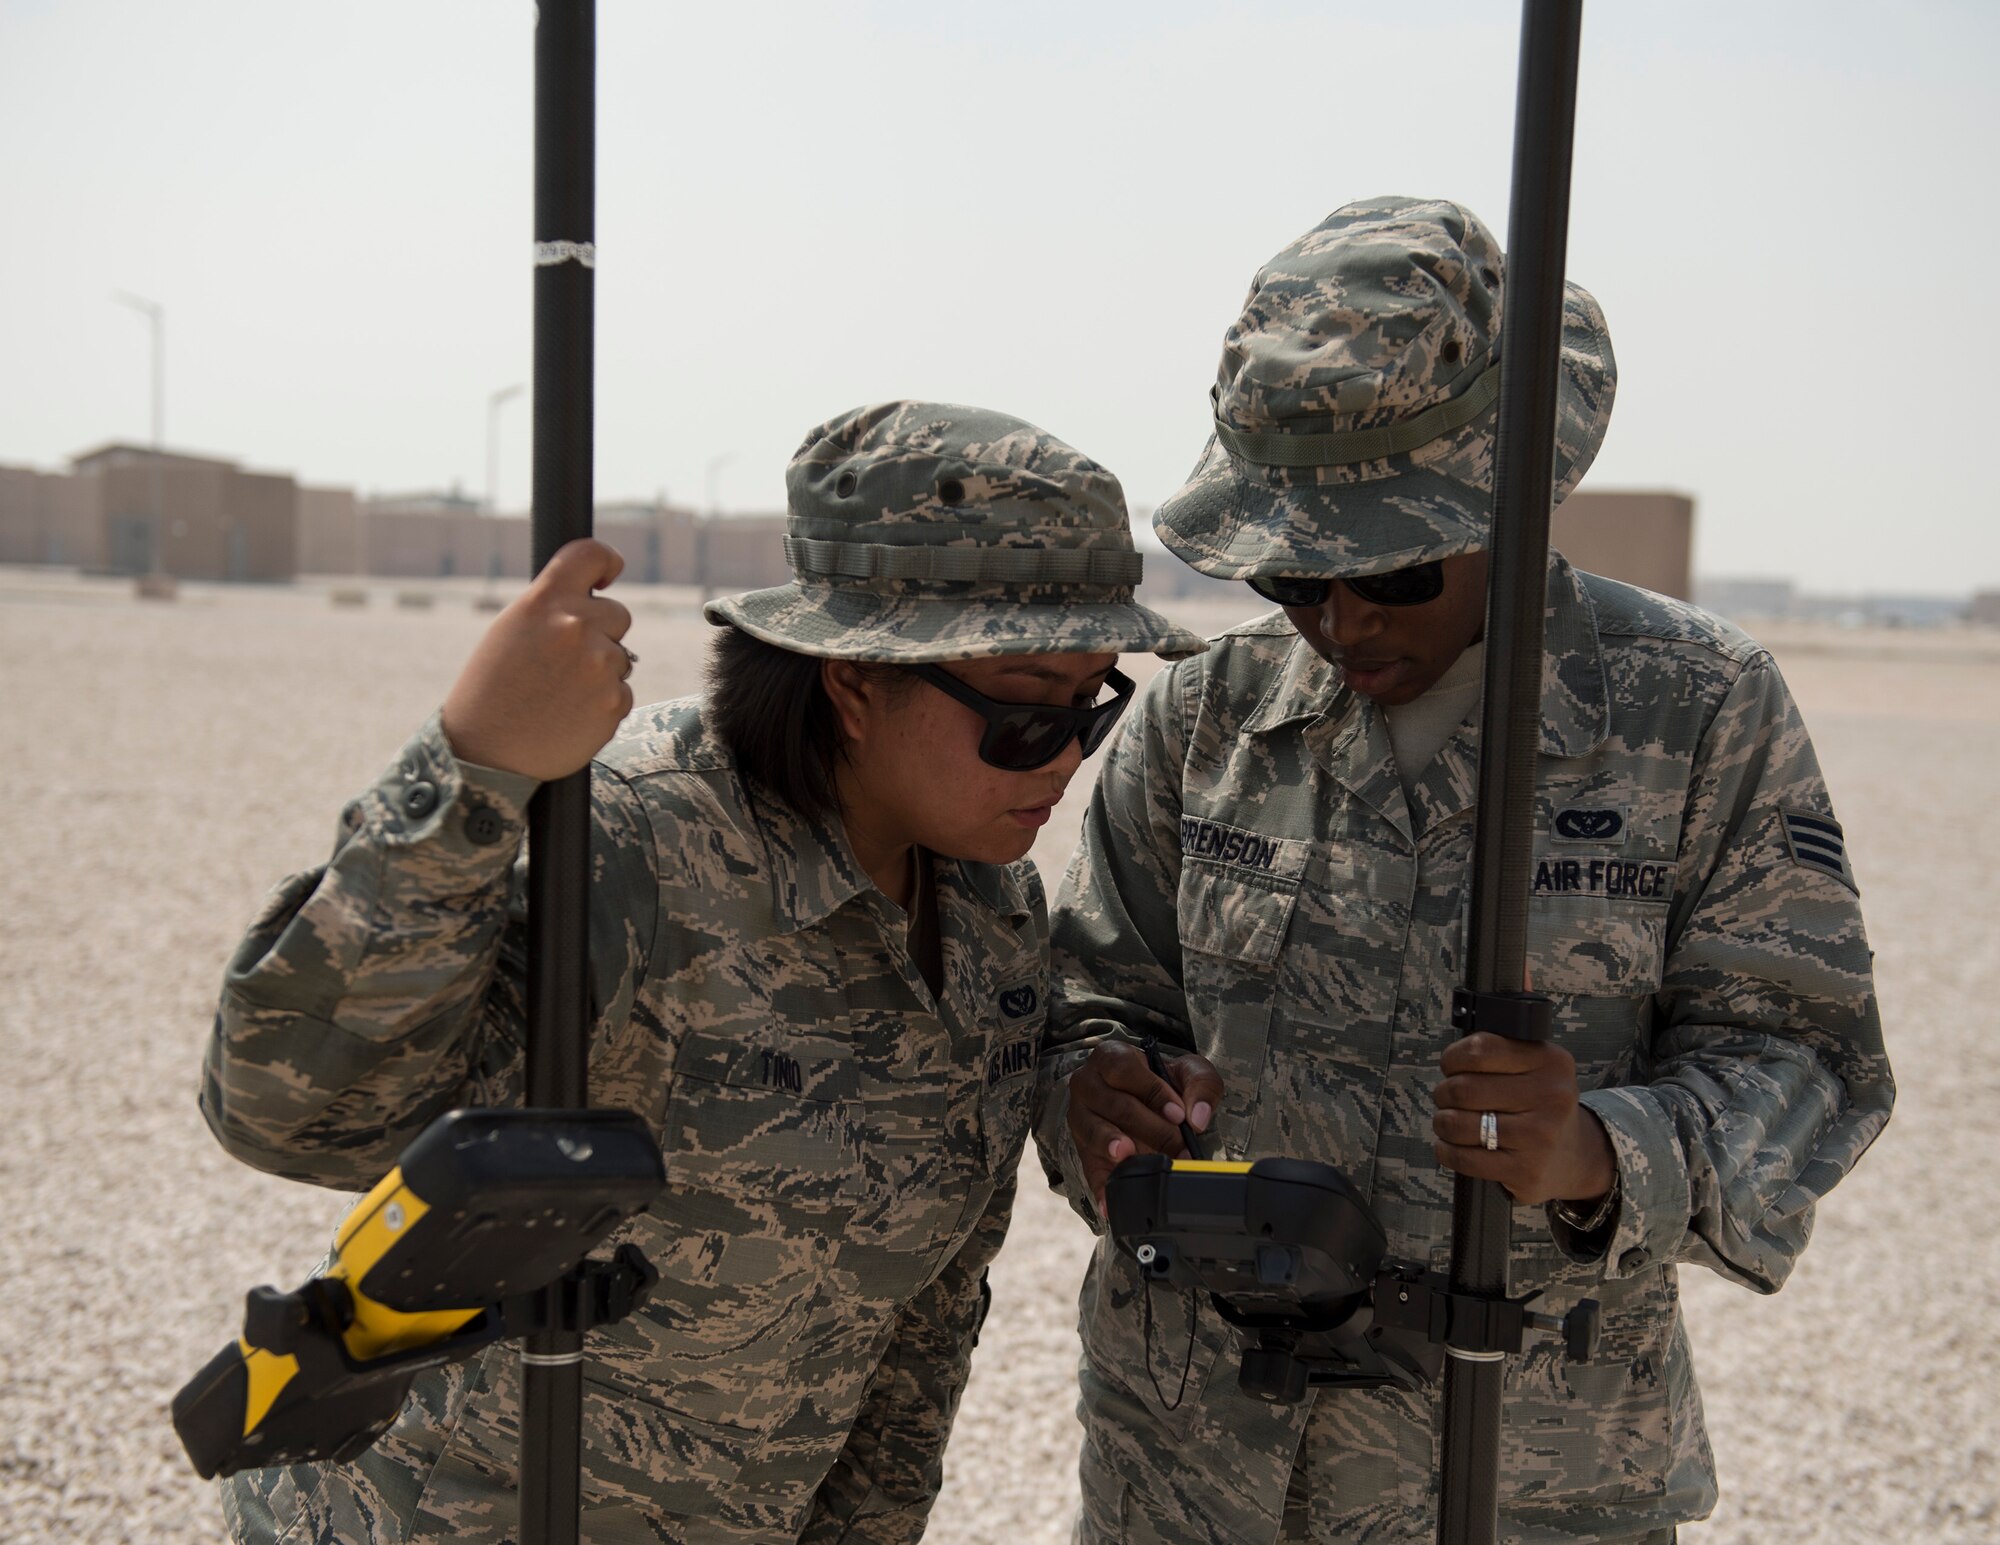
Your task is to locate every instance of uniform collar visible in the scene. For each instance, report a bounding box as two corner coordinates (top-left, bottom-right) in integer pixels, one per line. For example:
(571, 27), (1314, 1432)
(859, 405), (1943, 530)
(745, 786), (874, 934)
(746, 783), (1031, 933)
(1240, 552), (1608, 760)
(1536, 554), (1611, 760)
(949, 853), (1030, 923)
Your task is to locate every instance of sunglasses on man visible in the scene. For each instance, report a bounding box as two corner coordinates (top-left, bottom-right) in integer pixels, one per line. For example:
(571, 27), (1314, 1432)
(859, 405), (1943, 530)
(1246, 560), (1445, 609)
(905, 663), (1136, 772)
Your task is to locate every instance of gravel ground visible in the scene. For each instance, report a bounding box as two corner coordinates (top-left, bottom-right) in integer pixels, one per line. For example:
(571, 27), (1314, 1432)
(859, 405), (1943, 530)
(0, 570), (1991, 1543)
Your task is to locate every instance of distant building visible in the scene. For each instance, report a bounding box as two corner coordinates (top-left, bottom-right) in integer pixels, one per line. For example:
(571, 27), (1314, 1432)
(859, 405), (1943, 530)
(695, 513), (790, 591)
(1698, 578), (1970, 629)
(42, 445), (298, 581)
(0, 462), (100, 566)
(594, 502), (698, 586)
(332, 496), (785, 587)
(0, 445), (804, 588)
(1696, 576), (1797, 623)
(296, 485), (362, 575)
(1787, 592), (1966, 629)
(1971, 591), (2000, 629)
(355, 490), (515, 579)
(1550, 489), (1694, 600)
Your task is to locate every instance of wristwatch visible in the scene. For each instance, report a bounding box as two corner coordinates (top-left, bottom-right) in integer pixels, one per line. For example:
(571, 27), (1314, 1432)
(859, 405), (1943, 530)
(1553, 1169), (1620, 1233)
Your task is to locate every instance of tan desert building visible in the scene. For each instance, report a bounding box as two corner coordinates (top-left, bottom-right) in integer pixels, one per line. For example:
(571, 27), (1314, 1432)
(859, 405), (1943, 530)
(3, 444), (1690, 602)
(295, 485), (362, 575)
(0, 444), (297, 581)
(0, 448), (765, 588)
(348, 490), (513, 580)
(1549, 488), (1693, 600)
(74, 444), (297, 581)
(329, 494), (786, 590)
(0, 462), (101, 567)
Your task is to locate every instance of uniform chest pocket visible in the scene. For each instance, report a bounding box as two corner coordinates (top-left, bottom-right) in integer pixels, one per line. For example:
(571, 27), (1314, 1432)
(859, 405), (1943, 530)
(1524, 895), (1669, 999)
(1173, 863), (1298, 1158)
(1522, 896), (1670, 1080)
(656, 1027), (861, 1212)
(1177, 860), (1301, 967)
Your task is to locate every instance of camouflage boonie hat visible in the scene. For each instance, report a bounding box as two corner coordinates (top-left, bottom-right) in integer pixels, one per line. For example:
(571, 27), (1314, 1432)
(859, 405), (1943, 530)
(1153, 196), (1617, 580)
(706, 401), (1205, 661)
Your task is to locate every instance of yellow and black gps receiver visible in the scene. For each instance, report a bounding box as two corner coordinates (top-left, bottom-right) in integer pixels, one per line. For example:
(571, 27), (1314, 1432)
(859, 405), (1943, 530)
(1105, 1153), (1599, 1403)
(172, 1108), (665, 1479)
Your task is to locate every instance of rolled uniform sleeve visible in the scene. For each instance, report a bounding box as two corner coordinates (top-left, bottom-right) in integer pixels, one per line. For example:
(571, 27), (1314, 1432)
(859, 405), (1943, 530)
(200, 710), (656, 1189)
(798, 1174), (1017, 1544)
(1563, 653), (1892, 1288)
(1033, 665), (1199, 1226)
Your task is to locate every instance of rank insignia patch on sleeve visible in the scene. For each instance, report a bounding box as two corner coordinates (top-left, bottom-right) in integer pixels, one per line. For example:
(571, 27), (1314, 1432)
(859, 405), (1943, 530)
(1782, 810), (1857, 892)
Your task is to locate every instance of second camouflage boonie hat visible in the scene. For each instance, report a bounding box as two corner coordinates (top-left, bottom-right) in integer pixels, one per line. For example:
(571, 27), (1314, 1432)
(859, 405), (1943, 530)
(1153, 196), (1617, 580)
(706, 401), (1206, 662)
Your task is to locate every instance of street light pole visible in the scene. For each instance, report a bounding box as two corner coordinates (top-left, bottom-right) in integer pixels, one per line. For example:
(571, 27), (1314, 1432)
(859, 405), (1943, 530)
(488, 384), (525, 516)
(484, 383), (525, 596)
(699, 451), (731, 601)
(113, 290), (168, 586)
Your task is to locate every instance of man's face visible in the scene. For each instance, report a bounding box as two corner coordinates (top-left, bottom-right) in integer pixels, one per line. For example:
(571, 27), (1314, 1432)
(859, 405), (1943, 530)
(1281, 551), (1491, 706)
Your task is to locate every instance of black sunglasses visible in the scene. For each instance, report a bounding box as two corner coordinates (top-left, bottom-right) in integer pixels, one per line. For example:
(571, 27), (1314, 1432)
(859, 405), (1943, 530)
(1246, 560), (1446, 609)
(905, 663), (1135, 772)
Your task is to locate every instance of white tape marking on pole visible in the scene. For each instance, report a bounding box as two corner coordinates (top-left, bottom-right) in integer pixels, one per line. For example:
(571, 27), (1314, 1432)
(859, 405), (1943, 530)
(533, 241), (597, 269)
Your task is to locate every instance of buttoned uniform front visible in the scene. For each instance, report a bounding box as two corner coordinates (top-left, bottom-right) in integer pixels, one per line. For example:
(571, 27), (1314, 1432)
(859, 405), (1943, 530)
(203, 698), (1050, 1545)
(1033, 557), (1892, 1544)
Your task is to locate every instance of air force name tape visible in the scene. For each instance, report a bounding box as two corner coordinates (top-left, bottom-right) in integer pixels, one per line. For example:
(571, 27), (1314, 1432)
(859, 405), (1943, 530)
(988, 1037), (1036, 1083)
(1782, 809), (1857, 892)
(1533, 854), (1673, 901)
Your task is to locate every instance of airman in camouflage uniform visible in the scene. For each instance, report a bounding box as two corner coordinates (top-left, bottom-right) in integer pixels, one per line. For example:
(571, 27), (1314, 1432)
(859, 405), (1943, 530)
(201, 401), (1204, 1544)
(1033, 200), (1893, 1543)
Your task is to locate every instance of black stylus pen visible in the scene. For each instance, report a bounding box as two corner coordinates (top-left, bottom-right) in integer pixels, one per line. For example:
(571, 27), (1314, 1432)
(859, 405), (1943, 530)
(1140, 1035), (1206, 1162)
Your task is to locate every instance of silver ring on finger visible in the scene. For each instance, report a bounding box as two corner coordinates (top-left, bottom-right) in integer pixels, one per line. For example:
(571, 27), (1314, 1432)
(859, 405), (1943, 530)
(617, 642), (638, 679)
(1479, 1111), (1499, 1152)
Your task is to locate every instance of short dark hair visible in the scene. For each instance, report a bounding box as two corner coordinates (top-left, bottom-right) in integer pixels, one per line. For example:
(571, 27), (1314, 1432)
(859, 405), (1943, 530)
(704, 626), (910, 826)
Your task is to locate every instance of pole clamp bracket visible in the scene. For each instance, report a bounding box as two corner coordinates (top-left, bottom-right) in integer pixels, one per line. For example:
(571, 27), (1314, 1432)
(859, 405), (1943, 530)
(505, 1243), (660, 1338)
(1371, 1266), (1599, 1362)
(1450, 987), (1555, 1042)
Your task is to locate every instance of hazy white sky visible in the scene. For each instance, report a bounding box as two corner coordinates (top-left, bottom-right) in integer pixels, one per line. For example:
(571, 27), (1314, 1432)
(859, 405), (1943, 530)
(3, 1), (1995, 593)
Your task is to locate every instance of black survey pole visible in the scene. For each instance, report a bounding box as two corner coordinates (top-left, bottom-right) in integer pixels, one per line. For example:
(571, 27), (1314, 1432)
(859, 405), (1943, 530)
(521, 4), (596, 1544)
(1436, 4), (1584, 1543)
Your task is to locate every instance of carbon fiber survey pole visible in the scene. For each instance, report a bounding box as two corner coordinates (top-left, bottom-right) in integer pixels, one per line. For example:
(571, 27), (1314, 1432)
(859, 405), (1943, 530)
(521, 3), (595, 1543)
(1436, 4), (1584, 1542)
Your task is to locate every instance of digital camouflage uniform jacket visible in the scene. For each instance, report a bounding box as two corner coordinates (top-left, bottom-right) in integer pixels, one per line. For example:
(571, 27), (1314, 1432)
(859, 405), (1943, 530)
(203, 698), (1049, 1545)
(1034, 559), (1892, 1544)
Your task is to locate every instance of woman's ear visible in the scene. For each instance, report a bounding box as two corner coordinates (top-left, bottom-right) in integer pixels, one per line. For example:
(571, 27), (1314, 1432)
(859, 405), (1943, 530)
(821, 658), (872, 747)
